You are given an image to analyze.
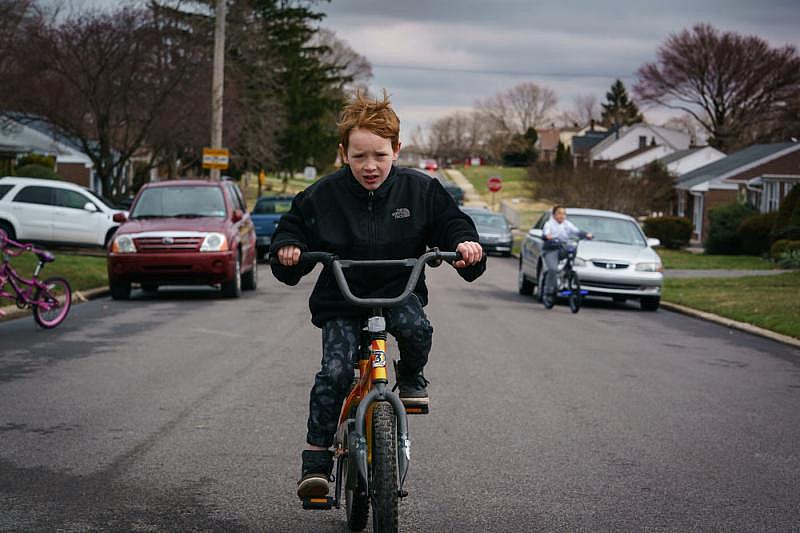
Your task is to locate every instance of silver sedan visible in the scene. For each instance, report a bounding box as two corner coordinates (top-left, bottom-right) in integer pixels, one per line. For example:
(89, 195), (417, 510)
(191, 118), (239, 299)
(517, 208), (664, 310)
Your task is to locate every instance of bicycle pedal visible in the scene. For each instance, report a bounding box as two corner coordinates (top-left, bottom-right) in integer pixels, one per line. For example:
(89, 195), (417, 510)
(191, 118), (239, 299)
(404, 404), (429, 415)
(302, 496), (335, 510)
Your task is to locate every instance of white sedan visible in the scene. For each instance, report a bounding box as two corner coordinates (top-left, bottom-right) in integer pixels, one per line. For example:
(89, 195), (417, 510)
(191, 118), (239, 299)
(518, 208), (664, 310)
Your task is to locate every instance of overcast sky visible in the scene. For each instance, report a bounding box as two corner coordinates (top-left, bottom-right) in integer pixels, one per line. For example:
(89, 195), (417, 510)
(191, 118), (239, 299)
(317, 0), (800, 143)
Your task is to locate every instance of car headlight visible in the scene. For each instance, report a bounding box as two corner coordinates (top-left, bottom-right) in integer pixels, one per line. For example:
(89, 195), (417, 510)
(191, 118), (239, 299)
(111, 235), (137, 253)
(635, 261), (663, 272)
(200, 233), (229, 252)
(574, 257), (586, 267)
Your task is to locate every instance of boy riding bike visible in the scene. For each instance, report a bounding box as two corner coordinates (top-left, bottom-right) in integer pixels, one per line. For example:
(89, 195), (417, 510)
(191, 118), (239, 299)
(542, 206), (592, 308)
(270, 91), (486, 500)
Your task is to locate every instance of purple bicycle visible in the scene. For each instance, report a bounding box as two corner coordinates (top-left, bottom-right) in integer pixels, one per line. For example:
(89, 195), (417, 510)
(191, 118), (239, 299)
(0, 229), (72, 328)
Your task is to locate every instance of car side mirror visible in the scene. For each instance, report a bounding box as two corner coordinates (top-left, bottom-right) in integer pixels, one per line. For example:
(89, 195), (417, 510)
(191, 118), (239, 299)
(647, 238), (661, 247)
(84, 202), (98, 212)
(232, 209), (243, 223)
(113, 212), (127, 223)
(509, 223), (518, 231)
(528, 228), (543, 238)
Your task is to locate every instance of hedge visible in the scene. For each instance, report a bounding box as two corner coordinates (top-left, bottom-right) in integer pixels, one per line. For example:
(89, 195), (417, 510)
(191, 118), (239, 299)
(642, 216), (692, 249)
(705, 202), (759, 254)
(737, 212), (778, 256)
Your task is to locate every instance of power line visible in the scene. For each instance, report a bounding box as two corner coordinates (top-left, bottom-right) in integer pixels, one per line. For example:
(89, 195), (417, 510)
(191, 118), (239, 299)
(371, 63), (635, 80)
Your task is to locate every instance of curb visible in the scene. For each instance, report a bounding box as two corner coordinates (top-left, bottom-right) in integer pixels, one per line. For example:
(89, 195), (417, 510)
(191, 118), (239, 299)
(660, 301), (800, 349)
(0, 286), (109, 323)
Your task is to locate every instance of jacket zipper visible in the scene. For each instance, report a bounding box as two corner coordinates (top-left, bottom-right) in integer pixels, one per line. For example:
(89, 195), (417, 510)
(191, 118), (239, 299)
(367, 191), (375, 256)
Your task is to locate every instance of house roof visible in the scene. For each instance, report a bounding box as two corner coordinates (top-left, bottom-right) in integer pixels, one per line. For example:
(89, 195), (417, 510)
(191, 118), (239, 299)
(675, 142), (800, 190)
(657, 148), (702, 166)
(571, 127), (616, 155)
(610, 145), (661, 166)
(590, 123), (690, 160)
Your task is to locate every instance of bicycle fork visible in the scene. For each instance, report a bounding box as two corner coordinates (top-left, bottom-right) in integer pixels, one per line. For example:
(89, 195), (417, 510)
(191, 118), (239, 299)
(351, 316), (411, 496)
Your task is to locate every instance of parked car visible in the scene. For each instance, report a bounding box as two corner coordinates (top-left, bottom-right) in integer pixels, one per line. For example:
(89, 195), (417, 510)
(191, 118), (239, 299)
(462, 207), (514, 256)
(0, 176), (125, 248)
(251, 195), (294, 260)
(107, 179), (258, 299)
(418, 159), (438, 172)
(518, 208), (663, 310)
(441, 181), (464, 205)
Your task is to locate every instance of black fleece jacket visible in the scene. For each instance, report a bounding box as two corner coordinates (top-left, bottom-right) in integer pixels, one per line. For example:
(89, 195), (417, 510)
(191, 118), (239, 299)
(269, 165), (486, 327)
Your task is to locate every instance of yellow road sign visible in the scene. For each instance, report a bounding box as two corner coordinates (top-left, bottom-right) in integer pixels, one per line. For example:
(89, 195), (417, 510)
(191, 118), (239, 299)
(203, 148), (230, 169)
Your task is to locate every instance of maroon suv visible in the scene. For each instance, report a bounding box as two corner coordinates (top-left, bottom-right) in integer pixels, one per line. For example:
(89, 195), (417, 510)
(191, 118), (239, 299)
(107, 180), (258, 299)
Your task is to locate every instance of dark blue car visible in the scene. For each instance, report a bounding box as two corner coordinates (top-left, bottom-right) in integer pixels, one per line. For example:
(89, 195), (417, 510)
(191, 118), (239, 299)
(251, 195), (294, 260)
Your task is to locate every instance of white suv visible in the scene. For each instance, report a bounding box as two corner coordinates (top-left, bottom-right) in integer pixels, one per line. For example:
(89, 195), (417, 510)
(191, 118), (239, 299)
(0, 176), (125, 247)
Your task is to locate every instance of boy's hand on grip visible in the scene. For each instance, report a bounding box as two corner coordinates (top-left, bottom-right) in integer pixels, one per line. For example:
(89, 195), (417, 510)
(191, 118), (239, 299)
(278, 245), (301, 266)
(454, 241), (483, 268)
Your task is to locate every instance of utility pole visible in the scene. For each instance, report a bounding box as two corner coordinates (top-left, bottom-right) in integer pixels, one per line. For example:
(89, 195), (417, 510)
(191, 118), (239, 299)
(209, 0), (226, 181)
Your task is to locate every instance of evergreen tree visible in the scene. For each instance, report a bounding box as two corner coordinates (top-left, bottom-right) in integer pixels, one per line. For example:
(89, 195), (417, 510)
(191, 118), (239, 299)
(554, 141), (567, 166)
(601, 79), (643, 128)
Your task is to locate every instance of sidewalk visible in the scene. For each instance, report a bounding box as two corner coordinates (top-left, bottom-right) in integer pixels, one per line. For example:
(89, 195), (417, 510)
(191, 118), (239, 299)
(666, 269), (789, 278)
(443, 169), (486, 207)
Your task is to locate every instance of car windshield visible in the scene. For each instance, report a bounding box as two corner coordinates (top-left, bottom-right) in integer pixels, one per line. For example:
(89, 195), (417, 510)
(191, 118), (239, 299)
(131, 186), (226, 218)
(468, 212), (508, 231)
(253, 198), (292, 214)
(567, 214), (647, 247)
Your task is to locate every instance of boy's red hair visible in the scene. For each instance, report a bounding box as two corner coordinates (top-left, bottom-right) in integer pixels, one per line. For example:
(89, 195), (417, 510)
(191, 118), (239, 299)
(338, 90), (400, 153)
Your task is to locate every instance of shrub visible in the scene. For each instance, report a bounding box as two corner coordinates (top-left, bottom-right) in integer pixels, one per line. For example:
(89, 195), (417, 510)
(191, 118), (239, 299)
(17, 153), (56, 170)
(771, 185), (800, 241)
(771, 239), (800, 260)
(736, 212), (778, 255)
(14, 164), (59, 180)
(705, 202), (759, 254)
(777, 250), (800, 269)
(643, 216), (693, 249)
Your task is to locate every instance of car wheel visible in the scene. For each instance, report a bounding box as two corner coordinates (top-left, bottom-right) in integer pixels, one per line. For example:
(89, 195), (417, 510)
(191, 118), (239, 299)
(110, 281), (131, 300)
(640, 296), (660, 311)
(535, 265), (546, 303)
(0, 220), (16, 241)
(104, 228), (117, 249)
(517, 258), (534, 296)
(242, 250), (258, 291)
(221, 253), (242, 298)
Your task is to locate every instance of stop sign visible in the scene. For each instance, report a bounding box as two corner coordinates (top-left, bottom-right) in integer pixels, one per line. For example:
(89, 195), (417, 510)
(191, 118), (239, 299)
(487, 176), (503, 193)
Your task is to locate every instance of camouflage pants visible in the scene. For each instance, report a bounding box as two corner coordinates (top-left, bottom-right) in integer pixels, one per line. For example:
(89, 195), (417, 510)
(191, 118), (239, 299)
(306, 295), (433, 447)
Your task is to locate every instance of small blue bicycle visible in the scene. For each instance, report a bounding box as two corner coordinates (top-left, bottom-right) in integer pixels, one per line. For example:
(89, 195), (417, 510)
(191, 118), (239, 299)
(543, 237), (589, 313)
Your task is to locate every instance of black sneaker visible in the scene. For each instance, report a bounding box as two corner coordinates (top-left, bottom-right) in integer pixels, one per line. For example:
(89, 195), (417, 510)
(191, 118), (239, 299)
(394, 364), (430, 406)
(297, 449), (333, 499)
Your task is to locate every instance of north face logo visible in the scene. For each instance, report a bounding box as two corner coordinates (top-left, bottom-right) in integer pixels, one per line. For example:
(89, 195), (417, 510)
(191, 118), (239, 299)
(391, 207), (411, 220)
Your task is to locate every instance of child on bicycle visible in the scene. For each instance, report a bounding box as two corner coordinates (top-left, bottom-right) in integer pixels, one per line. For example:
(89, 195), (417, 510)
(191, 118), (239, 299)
(542, 205), (591, 304)
(270, 90), (486, 499)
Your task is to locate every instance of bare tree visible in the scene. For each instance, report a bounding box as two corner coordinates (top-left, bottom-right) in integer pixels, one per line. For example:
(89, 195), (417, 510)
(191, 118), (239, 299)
(529, 161), (673, 216)
(0, 7), (209, 198)
(476, 82), (557, 135)
(635, 23), (800, 151)
(560, 93), (600, 127)
(313, 27), (372, 92)
(427, 111), (487, 162)
(662, 114), (705, 146)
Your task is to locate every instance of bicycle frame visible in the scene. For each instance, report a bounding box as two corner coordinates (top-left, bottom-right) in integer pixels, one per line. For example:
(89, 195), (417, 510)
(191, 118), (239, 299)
(0, 241), (55, 313)
(282, 249), (459, 511)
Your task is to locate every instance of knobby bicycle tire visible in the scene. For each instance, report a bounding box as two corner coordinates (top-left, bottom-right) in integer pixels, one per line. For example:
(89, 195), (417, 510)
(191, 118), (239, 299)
(371, 402), (399, 532)
(568, 271), (581, 314)
(33, 277), (71, 329)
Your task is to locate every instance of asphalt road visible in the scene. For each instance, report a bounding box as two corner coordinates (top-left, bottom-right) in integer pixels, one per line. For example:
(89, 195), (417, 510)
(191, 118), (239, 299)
(1, 256), (799, 531)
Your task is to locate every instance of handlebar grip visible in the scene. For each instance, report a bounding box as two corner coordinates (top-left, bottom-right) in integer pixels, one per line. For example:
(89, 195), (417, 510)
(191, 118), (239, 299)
(268, 251), (335, 267)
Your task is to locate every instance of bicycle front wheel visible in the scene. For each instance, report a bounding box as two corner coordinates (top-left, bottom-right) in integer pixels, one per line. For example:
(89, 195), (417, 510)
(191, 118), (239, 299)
(33, 277), (72, 328)
(567, 271), (581, 314)
(371, 402), (398, 532)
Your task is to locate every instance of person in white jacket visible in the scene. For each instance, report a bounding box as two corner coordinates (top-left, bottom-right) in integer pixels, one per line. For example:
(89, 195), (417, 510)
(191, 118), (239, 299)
(541, 206), (591, 307)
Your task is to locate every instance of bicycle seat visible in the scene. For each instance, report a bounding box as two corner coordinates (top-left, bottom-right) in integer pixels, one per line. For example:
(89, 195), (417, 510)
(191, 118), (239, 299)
(35, 250), (55, 263)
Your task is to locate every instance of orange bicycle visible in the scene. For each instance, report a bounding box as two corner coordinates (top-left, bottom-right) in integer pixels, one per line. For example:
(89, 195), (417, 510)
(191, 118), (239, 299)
(290, 249), (460, 532)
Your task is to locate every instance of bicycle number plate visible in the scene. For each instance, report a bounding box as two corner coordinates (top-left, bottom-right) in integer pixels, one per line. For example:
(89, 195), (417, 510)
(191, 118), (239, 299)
(372, 349), (387, 368)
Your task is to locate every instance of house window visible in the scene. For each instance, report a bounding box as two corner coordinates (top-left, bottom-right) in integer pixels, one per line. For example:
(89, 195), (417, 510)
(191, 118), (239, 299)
(765, 182), (780, 212)
(784, 182), (795, 198)
(638, 136), (647, 149)
(692, 194), (703, 238)
(677, 192), (686, 217)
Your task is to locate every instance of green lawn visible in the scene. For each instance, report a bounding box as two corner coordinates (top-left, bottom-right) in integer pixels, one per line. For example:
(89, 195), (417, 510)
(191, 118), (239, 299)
(6, 253), (108, 293)
(657, 249), (775, 270)
(663, 272), (800, 339)
(458, 165), (531, 198)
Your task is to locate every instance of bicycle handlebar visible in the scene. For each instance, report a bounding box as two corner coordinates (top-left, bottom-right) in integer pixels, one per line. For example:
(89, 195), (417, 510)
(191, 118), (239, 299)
(271, 249), (462, 308)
